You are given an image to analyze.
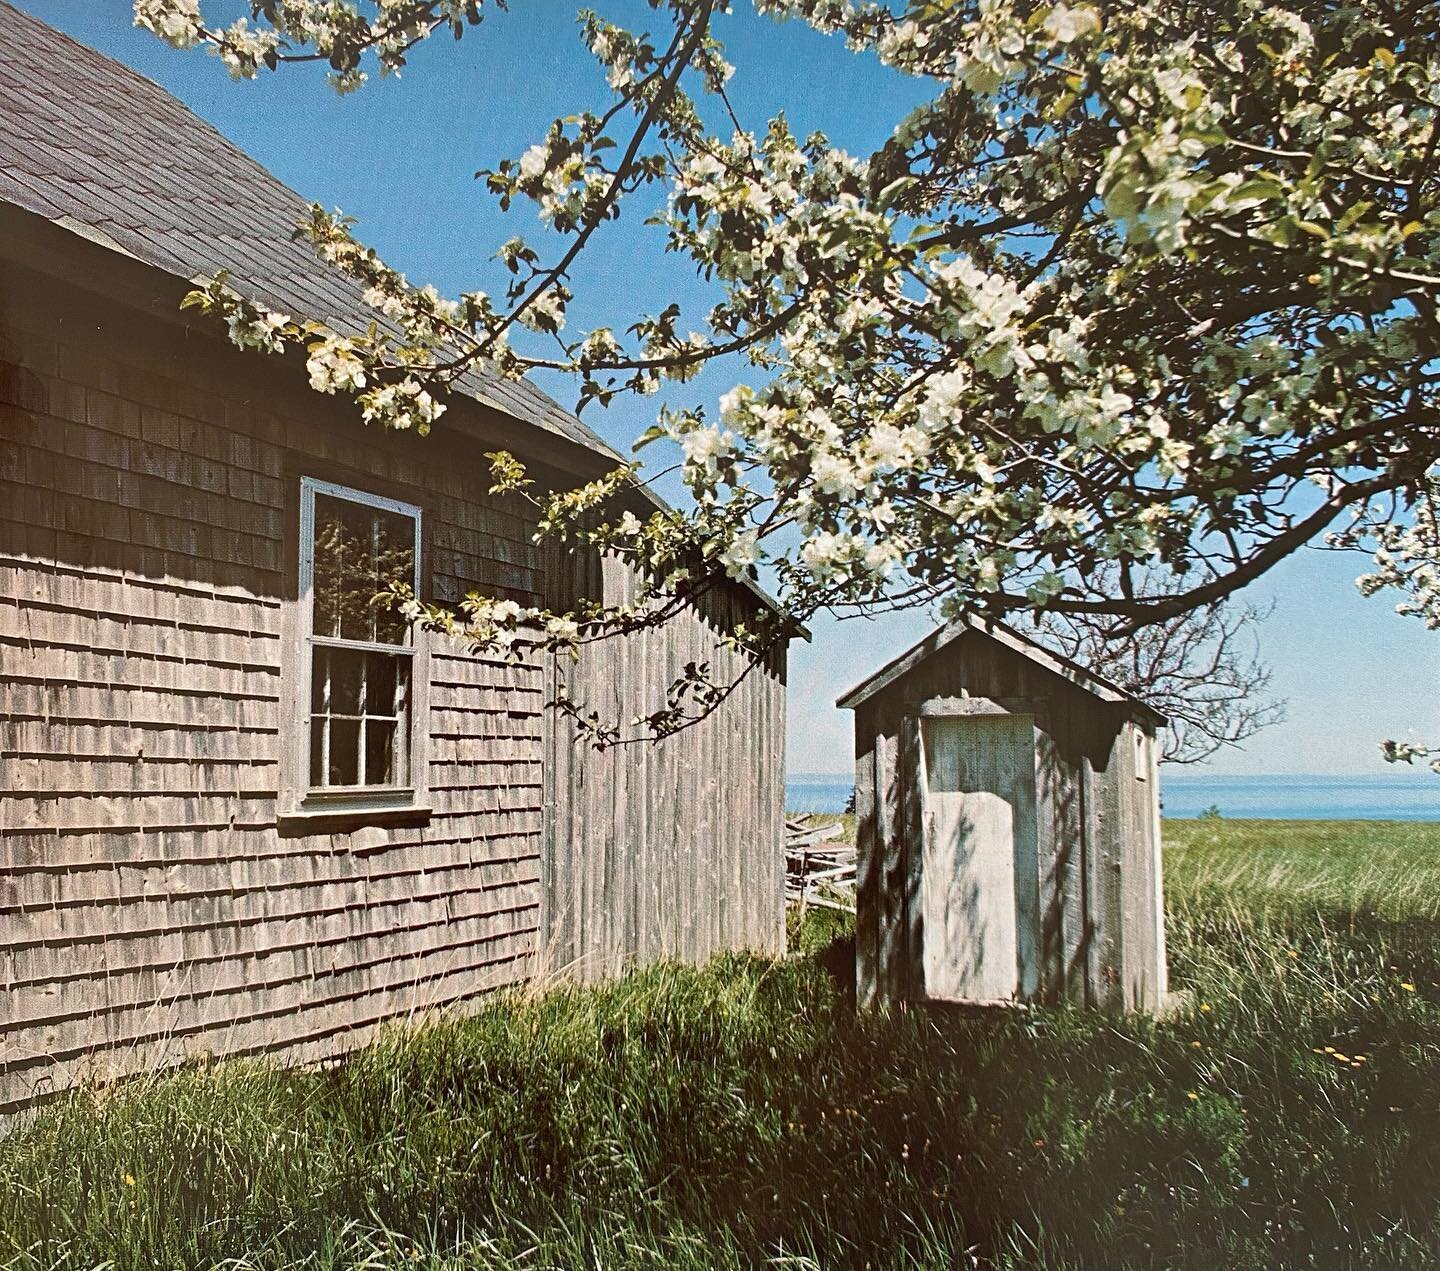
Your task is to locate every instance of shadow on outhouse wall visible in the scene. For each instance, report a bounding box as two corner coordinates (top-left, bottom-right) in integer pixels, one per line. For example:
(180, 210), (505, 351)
(839, 614), (1169, 1016)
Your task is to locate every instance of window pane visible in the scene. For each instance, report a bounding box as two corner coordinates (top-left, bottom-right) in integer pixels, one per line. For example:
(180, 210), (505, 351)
(308, 647), (411, 792)
(310, 713), (364, 787)
(365, 719), (397, 787)
(318, 717), (360, 787)
(309, 715), (325, 787)
(312, 495), (370, 641)
(311, 492), (416, 644)
(366, 651), (400, 717)
(311, 645), (366, 715)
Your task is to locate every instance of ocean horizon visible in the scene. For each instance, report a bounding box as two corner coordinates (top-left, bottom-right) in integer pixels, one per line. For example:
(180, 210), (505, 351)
(785, 770), (1440, 821)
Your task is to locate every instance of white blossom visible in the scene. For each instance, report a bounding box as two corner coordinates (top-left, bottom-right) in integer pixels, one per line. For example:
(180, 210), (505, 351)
(518, 144), (549, 182)
(719, 532), (761, 579)
(359, 379), (446, 433)
(1042, 4), (1101, 44)
(306, 337), (368, 394)
(518, 289), (566, 334)
(134, 0), (202, 48)
(545, 615), (580, 643)
(225, 308), (289, 354)
(215, 19), (280, 78)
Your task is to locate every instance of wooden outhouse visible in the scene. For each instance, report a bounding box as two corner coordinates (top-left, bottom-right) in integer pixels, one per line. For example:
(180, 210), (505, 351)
(0, 5), (788, 1115)
(839, 616), (1167, 1014)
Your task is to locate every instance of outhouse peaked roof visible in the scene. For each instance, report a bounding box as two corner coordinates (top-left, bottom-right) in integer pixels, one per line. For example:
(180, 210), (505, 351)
(836, 613), (1168, 727)
(0, 0), (617, 462)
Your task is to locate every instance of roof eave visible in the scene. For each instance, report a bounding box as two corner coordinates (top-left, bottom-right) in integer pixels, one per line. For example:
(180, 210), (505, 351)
(0, 200), (619, 481)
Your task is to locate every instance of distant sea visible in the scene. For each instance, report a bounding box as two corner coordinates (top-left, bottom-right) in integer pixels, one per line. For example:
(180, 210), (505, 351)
(785, 771), (1440, 821)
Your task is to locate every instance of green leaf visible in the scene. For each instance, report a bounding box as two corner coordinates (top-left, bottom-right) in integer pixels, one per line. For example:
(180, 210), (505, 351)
(1337, 200), (1374, 233)
(876, 176), (917, 208)
(1228, 177), (1287, 206)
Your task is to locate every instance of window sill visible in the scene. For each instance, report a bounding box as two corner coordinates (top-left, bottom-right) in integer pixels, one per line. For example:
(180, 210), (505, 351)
(277, 802), (433, 838)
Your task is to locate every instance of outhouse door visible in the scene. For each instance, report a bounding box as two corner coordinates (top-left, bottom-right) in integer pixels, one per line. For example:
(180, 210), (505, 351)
(919, 713), (1037, 1002)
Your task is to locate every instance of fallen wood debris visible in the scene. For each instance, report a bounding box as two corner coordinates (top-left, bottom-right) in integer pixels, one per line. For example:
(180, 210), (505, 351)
(786, 816), (856, 914)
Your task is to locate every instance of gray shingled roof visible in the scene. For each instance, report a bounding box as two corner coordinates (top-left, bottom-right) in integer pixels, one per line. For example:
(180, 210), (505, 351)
(0, 1), (619, 460)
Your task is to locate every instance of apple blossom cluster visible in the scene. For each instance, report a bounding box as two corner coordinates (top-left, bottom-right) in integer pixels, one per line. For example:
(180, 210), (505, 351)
(1381, 741), (1440, 775)
(1332, 478), (1440, 768)
(135, 1), (488, 88)
(181, 272), (453, 434)
(143, 0), (1440, 743)
(1349, 483), (1440, 634)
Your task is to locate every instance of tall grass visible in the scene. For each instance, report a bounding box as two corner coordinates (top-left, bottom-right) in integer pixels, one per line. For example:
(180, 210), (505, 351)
(4, 820), (1440, 1269)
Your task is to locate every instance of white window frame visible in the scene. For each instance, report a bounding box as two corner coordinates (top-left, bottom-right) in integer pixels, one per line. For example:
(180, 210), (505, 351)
(287, 475), (428, 818)
(1135, 726), (1152, 781)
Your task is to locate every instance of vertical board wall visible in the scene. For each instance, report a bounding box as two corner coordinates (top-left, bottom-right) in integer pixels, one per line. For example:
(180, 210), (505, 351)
(543, 557), (788, 979)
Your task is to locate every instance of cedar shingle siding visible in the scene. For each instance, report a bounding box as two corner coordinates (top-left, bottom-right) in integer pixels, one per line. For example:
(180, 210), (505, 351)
(0, 3), (786, 1116)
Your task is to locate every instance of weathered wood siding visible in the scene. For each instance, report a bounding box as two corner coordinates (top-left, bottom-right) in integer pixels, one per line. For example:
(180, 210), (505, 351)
(851, 630), (1164, 1014)
(1117, 719), (1167, 1010)
(543, 554), (787, 979)
(0, 255), (785, 1114)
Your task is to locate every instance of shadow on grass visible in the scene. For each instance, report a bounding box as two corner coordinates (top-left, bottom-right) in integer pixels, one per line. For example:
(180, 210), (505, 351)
(815, 928), (857, 1010)
(5, 898), (1440, 1270)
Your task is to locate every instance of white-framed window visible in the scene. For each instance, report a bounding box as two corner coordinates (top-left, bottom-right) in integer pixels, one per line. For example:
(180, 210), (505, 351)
(297, 476), (423, 806)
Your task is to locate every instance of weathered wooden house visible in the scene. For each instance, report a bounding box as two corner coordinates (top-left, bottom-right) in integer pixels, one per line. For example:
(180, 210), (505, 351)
(0, 4), (787, 1115)
(839, 616), (1167, 1014)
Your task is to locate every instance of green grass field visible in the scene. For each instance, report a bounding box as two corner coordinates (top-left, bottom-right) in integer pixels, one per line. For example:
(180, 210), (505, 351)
(5, 819), (1440, 1269)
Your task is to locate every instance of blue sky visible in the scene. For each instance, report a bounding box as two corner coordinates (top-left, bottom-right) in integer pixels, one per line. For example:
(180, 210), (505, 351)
(15, 0), (1440, 775)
